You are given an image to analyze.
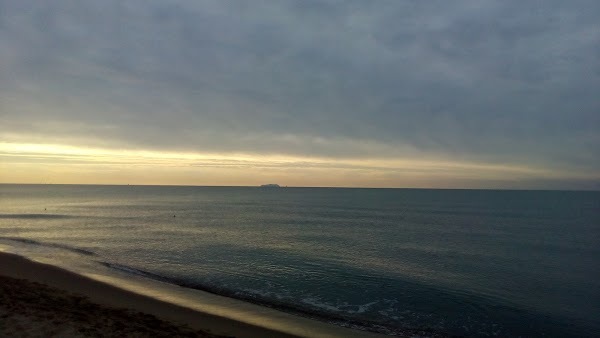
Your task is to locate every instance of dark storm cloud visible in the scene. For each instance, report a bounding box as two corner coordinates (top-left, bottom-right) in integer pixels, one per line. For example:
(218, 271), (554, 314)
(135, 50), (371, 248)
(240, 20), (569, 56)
(1, 1), (599, 175)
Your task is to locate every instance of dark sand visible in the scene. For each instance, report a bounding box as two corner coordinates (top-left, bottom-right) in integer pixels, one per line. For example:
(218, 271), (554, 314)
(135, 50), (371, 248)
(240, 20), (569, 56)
(0, 252), (386, 337)
(0, 275), (222, 337)
(0, 252), (304, 337)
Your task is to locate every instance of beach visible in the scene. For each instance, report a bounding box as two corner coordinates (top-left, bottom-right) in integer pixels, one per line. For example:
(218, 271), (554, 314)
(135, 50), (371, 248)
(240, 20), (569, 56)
(0, 251), (387, 338)
(0, 252), (286, 337)
(0, 274), (220, 337)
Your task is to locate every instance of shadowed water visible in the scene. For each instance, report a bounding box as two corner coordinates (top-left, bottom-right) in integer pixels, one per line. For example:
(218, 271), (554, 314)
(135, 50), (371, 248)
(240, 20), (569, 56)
(1, 184), (598, 337)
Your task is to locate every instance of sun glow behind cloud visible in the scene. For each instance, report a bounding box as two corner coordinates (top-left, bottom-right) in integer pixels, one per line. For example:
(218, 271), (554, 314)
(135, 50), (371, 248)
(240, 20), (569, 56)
(1, 142), (592, 189)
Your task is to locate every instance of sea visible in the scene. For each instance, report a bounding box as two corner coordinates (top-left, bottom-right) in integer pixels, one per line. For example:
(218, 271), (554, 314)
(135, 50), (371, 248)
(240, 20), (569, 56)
(0, 184), (598, 337)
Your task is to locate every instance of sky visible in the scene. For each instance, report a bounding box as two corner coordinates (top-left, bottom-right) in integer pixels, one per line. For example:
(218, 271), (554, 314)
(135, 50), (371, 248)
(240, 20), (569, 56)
(1, 1), (599, 189)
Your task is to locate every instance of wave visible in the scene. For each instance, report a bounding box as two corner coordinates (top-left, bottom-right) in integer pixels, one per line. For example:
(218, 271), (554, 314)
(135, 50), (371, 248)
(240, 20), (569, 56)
(0, 236), (97, 256)
(98, 261), (447, 337)
(0, 213), (78, 219)
(97, 262), (175, 283)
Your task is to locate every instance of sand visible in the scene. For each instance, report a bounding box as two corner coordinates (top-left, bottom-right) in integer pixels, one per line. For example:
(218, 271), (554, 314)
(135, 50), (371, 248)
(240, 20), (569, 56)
(0, 275), (221, 337)
(0, 252), (386, 338)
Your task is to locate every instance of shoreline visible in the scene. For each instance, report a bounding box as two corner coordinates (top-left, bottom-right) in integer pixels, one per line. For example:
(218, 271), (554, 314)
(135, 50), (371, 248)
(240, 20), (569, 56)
(0, 251), (386, 338)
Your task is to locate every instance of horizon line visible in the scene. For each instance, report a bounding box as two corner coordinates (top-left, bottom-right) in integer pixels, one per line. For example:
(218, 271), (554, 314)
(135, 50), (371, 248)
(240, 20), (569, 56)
(1, 182), (598, 192)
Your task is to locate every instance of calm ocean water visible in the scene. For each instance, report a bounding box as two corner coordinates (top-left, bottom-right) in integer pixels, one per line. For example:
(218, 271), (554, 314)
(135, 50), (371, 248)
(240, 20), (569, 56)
(1, 184), (599, 337)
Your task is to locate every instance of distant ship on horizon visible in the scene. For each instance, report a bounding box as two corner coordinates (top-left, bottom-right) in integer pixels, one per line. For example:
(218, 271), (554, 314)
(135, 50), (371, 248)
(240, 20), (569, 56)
(260, 184), (281, 188)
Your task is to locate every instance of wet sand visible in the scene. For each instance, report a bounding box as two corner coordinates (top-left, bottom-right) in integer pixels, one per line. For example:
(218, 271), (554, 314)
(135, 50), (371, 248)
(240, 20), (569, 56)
(0, 252), (385, 337)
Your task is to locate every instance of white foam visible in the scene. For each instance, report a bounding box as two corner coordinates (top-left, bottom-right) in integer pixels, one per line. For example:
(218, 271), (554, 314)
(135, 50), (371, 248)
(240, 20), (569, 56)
(301, 297), (380, 315)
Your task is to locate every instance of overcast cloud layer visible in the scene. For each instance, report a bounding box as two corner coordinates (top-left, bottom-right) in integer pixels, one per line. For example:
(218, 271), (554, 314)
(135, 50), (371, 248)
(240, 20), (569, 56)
(1, 1), (599, 184)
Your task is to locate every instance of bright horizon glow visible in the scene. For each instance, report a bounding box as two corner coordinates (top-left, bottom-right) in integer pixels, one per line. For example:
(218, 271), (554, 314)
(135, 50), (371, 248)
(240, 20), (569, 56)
(1, 142), (596, 189)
